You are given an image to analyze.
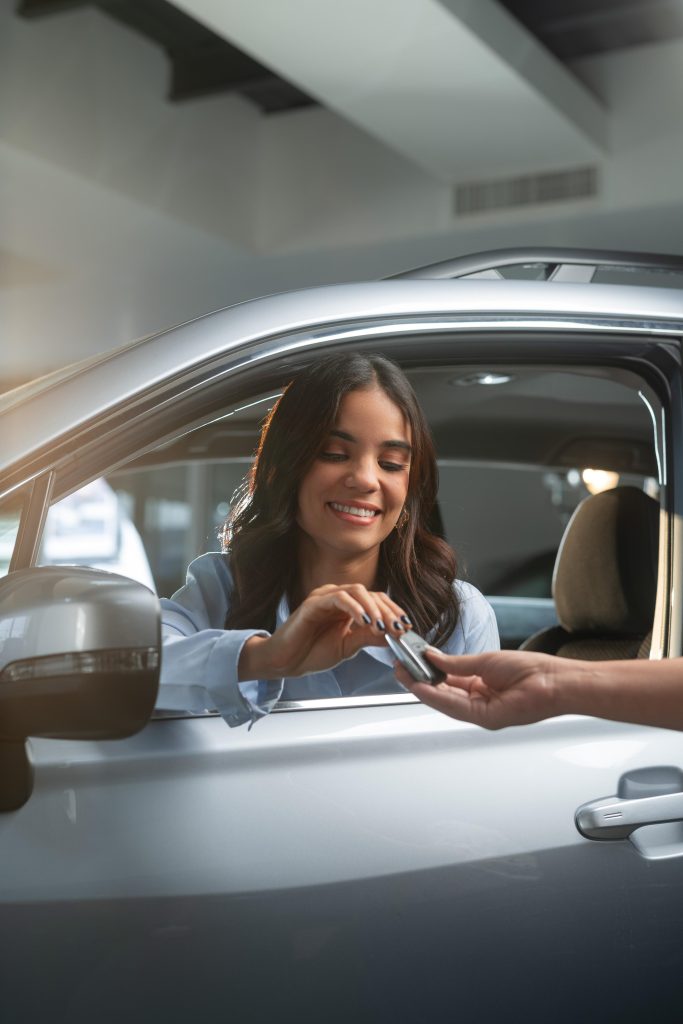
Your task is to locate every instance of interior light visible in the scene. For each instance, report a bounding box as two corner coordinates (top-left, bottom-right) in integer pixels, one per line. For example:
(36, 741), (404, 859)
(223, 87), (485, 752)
(451, 372), (514, 387)
(582, 468), (620, 495)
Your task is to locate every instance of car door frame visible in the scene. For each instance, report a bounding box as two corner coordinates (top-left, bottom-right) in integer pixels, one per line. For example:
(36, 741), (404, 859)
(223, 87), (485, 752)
(5, 307), (682, 656)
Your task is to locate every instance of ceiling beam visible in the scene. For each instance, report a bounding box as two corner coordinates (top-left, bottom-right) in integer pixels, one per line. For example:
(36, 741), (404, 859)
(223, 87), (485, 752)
(172, 0), (607, 181)
(17, 0), (316, 110)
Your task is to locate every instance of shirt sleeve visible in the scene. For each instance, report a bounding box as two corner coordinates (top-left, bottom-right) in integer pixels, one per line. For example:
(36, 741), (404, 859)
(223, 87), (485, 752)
(442, 581), (501, 655)
(158, 552), (284, 727)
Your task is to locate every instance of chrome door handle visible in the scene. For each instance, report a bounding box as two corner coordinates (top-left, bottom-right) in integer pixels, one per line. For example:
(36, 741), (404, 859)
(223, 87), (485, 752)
(575, 790), (683, 841)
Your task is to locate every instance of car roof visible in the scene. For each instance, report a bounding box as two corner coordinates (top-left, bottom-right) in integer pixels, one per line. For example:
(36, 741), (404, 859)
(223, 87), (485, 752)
(2, 268), (683, 482)
(6, 245), (683, 416)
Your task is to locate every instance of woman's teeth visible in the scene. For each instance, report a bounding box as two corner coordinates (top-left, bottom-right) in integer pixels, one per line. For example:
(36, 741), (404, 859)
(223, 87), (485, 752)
(330, 502), (377, 518)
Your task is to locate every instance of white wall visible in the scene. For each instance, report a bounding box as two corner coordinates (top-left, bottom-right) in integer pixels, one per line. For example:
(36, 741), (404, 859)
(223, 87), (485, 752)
(255, 108), (450, 254)
(0, 3), (260, 242)
(573, 38), (683, 214)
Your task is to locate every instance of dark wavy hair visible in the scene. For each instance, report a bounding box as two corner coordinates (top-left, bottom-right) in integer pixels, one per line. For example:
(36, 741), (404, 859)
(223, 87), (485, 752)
(222, 352), (459, 646)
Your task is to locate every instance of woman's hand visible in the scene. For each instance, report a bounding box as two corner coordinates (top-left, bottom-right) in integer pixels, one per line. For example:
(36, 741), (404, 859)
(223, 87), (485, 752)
(395, 648), (564, 729)
(239, 583), (411, 680)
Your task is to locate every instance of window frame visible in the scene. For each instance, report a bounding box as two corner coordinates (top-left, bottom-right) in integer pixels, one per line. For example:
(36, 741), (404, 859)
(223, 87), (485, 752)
(3, 321), (679, 719)
(6, 473), (55, 574)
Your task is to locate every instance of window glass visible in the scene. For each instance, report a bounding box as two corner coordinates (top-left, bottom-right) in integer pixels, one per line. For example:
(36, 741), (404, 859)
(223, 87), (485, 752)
(39, 478), (155, 591)
(437, 462), (657, 648)
(407, 363), (660, 649)
(109, 460), (251, 596)
(439, 464), (657, 598)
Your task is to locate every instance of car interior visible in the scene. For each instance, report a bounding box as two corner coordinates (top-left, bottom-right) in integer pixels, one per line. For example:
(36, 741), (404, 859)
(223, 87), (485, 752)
(34, 357), (663, 700)
(520, 484), (659, 659)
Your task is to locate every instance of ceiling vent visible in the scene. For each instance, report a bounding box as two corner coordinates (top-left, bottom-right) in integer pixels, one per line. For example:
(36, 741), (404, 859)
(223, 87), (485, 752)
(455, 166), (598, 216)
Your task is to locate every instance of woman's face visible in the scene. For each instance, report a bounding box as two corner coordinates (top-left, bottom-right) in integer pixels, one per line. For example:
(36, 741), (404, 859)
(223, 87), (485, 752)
(296, 386), (412, 561)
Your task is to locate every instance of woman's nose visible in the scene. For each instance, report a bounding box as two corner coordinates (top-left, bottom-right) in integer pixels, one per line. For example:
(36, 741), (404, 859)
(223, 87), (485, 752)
(345, 457), (378, 490)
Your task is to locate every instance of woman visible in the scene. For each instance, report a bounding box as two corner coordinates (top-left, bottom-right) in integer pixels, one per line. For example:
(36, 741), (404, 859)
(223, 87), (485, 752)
(158, 353), (499, 726)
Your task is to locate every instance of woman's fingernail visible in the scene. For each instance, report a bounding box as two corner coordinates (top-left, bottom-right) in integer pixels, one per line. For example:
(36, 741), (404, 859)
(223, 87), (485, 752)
(362, 613), (372, 625)
(393, 620), (402, 631)
(376, 620), (386, 632)
(401, 615), (412, 625)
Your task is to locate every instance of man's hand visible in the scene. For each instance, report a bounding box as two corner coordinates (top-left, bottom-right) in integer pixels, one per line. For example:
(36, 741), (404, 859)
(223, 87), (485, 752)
(395, 648), (565, 729)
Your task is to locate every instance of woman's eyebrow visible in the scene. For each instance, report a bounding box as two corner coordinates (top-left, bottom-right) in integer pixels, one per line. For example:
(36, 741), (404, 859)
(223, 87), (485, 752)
(329, 429), (412, 453)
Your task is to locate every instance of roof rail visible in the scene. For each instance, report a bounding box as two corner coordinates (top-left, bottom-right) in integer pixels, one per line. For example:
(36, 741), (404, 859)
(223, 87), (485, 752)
(390, 247), (683, 281)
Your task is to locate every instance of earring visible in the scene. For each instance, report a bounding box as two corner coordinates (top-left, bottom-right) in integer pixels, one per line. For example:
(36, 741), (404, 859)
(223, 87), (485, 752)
(396, 507), (409, 531)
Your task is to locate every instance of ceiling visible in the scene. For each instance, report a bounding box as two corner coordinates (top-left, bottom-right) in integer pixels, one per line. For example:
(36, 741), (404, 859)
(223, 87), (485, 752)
(6, 0), (683, 389)
(18, 0), (683, 109)
(11, 0), (683, 203)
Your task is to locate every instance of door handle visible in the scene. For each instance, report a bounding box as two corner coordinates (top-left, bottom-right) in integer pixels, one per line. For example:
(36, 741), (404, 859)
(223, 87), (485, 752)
(575, 766), (683, 841)
(576, 791), (683, 840)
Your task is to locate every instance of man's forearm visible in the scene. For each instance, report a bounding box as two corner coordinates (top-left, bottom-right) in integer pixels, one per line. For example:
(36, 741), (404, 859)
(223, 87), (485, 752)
(559, 658), (683, 731)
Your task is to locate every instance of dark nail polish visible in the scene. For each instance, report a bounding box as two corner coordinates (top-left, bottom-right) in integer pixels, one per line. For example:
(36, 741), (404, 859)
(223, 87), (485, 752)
(362, 613), (372, 625)
(401, 615), (412, 625)
(376, 620), (386, 632)
(393, 620), (402, 631)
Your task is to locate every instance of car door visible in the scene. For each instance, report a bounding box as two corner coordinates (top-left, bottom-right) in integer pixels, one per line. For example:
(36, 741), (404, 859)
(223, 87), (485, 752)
(2, 278), (683, 1024)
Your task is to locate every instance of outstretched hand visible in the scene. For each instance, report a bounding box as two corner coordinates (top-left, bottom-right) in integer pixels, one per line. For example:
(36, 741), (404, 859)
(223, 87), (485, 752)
(395, 648), (564, 729)
(240, 583), (410, 680)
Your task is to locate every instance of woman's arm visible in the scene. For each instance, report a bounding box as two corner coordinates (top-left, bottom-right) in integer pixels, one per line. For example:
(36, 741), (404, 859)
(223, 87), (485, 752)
(395, 648), (683, 732)
(238, 582), (413, 678)
(159, 553), (277, 727)
(160, 553), (412, 726)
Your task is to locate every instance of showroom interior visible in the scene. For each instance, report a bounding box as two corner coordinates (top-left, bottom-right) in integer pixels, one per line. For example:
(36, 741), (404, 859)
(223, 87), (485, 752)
(4, 10), (683, 1021)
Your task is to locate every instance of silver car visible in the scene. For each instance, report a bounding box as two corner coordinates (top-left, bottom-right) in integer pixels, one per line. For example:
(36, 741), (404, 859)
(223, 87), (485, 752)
(2, 248), (683, 1023)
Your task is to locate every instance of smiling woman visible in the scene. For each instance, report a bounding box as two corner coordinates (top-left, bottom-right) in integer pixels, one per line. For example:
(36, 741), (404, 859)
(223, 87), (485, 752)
(157, 353), (499, 726)
(295, 387), (411, 586)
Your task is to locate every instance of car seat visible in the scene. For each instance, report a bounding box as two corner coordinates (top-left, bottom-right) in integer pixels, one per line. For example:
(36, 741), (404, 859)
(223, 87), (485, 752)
(520, 486), (659, 659)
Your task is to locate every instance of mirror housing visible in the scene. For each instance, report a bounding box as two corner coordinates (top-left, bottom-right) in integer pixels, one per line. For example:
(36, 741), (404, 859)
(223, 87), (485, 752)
(0, 566), (160, 810)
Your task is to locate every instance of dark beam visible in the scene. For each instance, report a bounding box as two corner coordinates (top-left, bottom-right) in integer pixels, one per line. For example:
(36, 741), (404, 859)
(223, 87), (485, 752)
(16, 0), (317, 112)
(17, 0), (91, 17)
(500, 0), (683, 59)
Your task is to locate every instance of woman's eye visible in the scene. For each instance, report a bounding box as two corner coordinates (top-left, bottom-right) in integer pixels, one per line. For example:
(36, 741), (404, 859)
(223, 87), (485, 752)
(319, 451), (346, 462)
(380, 461), (407, 473)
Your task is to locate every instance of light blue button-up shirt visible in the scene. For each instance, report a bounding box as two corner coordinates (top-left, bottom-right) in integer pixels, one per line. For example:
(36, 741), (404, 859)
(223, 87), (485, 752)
(159, 552), (500, 728)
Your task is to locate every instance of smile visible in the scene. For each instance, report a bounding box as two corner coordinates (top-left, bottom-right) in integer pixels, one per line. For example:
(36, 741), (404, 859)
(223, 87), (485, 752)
(328, 502), (380, 519)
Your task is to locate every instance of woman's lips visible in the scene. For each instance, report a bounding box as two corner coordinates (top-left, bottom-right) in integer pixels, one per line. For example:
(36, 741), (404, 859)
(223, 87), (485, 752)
(327, 501), (380, 525)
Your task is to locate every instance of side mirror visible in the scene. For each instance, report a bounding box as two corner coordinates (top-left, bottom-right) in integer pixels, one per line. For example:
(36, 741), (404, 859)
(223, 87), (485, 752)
(0, 566), (160, 810)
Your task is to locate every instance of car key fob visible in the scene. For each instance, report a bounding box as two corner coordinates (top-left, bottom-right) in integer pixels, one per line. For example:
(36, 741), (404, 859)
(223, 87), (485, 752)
(385, 629), (446, 685)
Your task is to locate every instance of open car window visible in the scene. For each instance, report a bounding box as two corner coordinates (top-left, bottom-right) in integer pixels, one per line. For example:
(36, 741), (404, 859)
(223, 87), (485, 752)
(37, 358), (664, 714)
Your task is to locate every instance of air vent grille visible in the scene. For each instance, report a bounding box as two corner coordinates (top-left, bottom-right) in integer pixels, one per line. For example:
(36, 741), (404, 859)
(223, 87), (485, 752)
(456, 166), (598, 216)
